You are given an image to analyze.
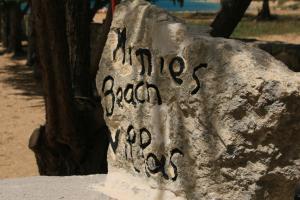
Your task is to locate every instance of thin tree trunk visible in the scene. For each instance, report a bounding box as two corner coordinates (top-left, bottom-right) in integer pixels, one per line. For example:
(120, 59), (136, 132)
(26, 1), (42, 80)
(257, 0), (272, 20)
(8, 1), (23, 56)
(1, 4), (10, 49)
(29, 0), (109, 175)
(26, 5), (35, 66)
(0, 5), (2, 43)
(210, 0), (252, 38)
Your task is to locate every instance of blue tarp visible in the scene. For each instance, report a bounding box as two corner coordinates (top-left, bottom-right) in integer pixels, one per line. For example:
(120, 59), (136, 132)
(153, 0), (220, 12)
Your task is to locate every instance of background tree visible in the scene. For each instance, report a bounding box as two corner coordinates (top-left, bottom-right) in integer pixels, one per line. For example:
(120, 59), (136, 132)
(0, 0), (25, 56)
(257, 0), (272, 20)
(0, 1), (3, 43)
(210, 0), (252, 38)
(0, 0), (10, 49)
(25, 0), (36, 66)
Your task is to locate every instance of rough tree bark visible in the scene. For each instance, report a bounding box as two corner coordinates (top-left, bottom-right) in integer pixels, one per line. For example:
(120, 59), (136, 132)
(29, 0), (110, 175)
(210, 0), (252, 38)
(66, 0), (93, 97)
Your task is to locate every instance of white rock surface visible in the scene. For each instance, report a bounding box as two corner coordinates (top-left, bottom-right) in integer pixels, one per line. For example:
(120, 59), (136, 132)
(96, 0), (300, 199)
(0, 167), (184, 200)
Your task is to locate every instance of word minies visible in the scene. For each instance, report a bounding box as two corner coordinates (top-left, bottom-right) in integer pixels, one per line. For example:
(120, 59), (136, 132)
(102, 28), (208, 117)
(102, 27), (208, 181)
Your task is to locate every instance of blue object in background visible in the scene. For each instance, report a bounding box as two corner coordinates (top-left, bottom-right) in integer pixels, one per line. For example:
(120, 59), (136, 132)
(91, 0), (220, 12)
(90, 0), (96, 8)
(23, 0), (219, 13)
(20, 2), (28, 12)
(152, 0), (220, 12)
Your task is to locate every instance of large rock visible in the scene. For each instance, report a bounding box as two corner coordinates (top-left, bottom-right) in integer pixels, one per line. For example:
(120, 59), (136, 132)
(96, 1), (300, 199)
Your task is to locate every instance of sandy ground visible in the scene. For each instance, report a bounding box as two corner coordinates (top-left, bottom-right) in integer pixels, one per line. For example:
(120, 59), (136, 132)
(255, 33), (300, 44)
(0, 50), (44, 179)
(93, 9), (107, 23)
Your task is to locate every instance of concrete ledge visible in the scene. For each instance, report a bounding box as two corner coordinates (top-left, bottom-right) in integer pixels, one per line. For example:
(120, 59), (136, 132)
(0, 168), (185, 200)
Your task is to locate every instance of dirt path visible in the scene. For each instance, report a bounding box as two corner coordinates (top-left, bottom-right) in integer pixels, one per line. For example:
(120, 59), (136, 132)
(0, 51), (44, 179)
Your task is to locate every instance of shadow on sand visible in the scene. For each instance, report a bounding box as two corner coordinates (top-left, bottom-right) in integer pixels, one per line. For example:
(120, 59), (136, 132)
(0, 56), (43, 100)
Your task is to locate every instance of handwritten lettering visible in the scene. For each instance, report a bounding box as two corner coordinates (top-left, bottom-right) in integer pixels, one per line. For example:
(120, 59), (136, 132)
(102, 27), (208, 181)
(112, 125), (184, 181)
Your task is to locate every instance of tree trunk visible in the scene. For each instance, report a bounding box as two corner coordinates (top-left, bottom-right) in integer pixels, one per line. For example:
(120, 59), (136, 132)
(0, 4), (10, 49)
(210, 0), (252, 38)
(257, 0), (272, 20)
(26, 1), (42, 80)
(7, 2), (23, 56)
(29, 0), (109, 175)
(65, 0), (93, 98)
(26, 6), (36, 66)
(0, 5), (2, 43)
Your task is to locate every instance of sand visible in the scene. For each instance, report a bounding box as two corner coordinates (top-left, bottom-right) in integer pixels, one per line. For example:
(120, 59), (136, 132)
(255, 33), (300, 44)
(0, 51), (44, 179)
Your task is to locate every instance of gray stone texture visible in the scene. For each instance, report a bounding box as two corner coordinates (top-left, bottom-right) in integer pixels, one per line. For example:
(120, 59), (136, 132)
(96, 1), (300, 199)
